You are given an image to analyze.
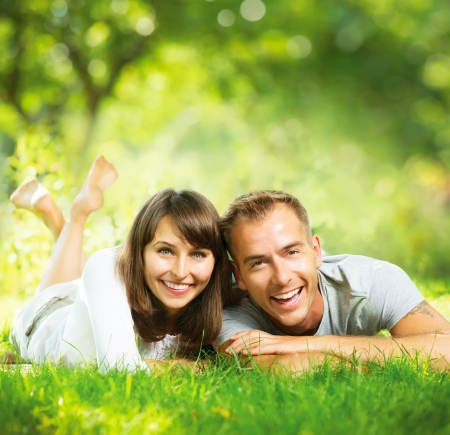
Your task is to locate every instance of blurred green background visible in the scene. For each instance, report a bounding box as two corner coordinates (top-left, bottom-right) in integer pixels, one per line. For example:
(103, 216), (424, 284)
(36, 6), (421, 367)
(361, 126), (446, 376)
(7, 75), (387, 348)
(1, 0), (450, 301)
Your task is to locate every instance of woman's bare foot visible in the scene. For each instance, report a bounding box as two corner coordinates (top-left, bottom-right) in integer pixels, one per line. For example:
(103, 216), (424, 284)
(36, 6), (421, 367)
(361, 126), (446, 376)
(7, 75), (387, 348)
(70, 155), (118, 220)
(10, 179), (65, 239)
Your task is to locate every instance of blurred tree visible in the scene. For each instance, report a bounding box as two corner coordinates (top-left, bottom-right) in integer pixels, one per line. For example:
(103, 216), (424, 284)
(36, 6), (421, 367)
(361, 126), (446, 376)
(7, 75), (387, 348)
(0, 0), (159, 153)
(1, 0), (449, 161)
(1, 0), (450, 290)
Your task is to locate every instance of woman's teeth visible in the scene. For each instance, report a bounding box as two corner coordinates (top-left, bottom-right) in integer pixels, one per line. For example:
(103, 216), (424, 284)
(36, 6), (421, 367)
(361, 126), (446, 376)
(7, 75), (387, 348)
(163, 281), (191, 290)
(272, 288), (300, 300)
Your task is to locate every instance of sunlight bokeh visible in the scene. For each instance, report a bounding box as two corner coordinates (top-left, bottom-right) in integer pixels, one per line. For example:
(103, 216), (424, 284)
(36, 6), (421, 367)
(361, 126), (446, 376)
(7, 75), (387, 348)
(1, 0), (450, 297)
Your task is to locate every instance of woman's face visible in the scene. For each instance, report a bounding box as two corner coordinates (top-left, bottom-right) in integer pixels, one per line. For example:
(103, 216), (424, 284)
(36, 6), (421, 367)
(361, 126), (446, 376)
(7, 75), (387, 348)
(143, 215), (215, 317)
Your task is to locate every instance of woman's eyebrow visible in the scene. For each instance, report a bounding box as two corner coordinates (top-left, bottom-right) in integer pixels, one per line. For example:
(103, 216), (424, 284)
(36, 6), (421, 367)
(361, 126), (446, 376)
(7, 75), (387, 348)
(153, 240), (176, 247)
(191, 246), (212, 251)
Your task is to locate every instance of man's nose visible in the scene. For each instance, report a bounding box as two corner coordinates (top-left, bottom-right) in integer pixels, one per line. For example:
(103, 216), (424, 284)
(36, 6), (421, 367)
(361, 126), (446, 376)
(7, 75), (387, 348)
(271, 258), (291, 287)
(172, 256), (188, 279)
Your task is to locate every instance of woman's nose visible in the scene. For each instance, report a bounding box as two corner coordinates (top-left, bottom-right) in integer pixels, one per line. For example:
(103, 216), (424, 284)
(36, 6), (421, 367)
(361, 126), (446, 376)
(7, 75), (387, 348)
(172, 256), (188, 279)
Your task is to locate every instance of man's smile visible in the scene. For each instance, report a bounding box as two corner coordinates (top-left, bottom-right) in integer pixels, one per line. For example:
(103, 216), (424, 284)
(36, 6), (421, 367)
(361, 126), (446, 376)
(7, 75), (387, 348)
(271, 286), (304, 306)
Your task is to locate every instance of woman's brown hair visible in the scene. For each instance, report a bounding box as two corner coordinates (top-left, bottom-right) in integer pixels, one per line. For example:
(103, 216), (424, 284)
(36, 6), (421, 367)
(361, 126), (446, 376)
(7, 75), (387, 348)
(116, 189), (233, 352)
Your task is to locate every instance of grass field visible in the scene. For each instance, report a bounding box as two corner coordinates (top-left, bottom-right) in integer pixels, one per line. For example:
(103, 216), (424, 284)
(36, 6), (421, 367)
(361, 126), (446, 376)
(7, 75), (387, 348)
(2, 355), (450, 435)
(2, 278), (450, 435)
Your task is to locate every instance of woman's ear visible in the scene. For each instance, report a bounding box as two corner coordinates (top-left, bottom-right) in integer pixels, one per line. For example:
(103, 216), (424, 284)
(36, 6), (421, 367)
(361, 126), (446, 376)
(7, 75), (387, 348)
(230, 261), (247, 291)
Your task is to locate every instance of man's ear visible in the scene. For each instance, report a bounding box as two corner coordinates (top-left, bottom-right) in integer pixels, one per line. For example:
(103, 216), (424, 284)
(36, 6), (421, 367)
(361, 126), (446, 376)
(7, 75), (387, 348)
(312, 235), (323, 268)
(230, 260), (247, 291)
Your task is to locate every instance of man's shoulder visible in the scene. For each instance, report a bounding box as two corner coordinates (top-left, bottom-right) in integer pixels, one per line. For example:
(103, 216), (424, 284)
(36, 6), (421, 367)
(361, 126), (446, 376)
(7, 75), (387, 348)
(320, 253), (387, 269)
(320, 254), (393, 276)
(223, 296), (263, 318)
(222, 297), (283, 335)
(217, 297), (283, 344)
(319, 254), (399, 297)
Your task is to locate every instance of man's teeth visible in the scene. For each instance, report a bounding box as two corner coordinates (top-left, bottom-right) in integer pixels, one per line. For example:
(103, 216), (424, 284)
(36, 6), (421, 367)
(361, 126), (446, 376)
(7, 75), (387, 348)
(163, 281), (191, 290)
(272, 288), (300, 300)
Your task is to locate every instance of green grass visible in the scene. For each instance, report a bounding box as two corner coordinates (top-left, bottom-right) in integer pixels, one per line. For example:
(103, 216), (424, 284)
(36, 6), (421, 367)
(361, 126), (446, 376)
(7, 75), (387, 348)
(2, 357), (450, 435)
(2, 277), (450, 435)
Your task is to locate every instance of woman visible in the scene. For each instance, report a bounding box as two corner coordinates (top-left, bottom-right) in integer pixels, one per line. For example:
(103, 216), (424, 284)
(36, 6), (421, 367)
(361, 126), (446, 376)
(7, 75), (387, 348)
(9, 155), (232, 372)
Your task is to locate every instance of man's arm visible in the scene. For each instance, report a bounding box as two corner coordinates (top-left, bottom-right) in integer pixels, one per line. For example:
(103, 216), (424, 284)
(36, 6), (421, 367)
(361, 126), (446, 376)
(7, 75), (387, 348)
(218, 343), (331, 373)
(223, 301), (450, 370)
(389, 300), (450, 336)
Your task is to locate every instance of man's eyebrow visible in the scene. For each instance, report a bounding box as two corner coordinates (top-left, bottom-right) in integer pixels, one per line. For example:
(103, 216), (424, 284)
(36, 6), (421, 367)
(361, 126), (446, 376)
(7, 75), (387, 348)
(243, 254), (266, 265)
(242, 241), (306, 264)
(283, 241), (306, 250)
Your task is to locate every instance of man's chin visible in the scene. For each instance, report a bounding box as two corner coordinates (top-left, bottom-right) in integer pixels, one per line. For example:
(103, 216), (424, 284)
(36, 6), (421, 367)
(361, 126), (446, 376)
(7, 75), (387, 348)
(267, 311), (307, 333)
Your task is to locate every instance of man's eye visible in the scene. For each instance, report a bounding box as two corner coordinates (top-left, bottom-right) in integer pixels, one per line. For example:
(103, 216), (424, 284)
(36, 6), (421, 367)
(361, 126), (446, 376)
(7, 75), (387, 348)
(251, 261), (263, 268)
(287, 250), (298, 256)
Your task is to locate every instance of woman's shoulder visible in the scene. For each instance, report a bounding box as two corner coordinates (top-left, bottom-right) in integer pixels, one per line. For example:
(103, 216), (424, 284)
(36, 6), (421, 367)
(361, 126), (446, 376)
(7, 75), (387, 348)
(81, 246), (127, 297)
(84, 246), (121, 273)
(90, 246), (121, 259)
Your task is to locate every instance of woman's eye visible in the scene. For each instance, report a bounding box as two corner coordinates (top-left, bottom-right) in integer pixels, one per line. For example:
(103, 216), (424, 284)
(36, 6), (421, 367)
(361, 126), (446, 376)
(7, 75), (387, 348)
(192, 252), (206, 259)
(159, 248), (172, 255)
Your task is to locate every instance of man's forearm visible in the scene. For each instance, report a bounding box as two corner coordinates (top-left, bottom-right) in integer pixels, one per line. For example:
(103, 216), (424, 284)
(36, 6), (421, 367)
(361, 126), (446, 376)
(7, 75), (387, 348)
(307, 334), (450, 368)
(224, 330), (450, 370)
(247, 352), (330, 373)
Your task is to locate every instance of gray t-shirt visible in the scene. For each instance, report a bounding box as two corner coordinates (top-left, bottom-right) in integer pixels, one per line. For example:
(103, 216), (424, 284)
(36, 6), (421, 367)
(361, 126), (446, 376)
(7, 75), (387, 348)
(218, 254), (424, 346)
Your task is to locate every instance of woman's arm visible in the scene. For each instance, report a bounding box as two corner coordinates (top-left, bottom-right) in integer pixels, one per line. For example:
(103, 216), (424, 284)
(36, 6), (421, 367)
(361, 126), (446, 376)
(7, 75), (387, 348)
(67, 248), (148, 372)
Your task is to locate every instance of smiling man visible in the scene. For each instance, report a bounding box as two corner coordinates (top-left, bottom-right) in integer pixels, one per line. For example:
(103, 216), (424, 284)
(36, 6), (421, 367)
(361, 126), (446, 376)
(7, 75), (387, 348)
(218, 190), (450, 371)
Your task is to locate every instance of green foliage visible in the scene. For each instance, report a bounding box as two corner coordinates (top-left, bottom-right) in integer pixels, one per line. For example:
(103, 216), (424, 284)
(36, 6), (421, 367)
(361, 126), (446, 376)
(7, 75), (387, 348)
(1, 0), (450, 297)
(412, 277), (450, 319)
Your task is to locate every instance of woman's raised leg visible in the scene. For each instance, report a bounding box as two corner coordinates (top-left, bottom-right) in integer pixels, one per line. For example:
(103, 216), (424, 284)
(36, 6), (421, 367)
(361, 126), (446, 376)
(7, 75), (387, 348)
(38, 155), (118, 293)
(10, 179), (65, 241)
(10, 155), (118, 294)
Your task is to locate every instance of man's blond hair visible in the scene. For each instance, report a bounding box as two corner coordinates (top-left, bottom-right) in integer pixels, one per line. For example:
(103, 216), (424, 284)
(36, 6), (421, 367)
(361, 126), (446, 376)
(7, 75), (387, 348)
(220, 190), (312, 260)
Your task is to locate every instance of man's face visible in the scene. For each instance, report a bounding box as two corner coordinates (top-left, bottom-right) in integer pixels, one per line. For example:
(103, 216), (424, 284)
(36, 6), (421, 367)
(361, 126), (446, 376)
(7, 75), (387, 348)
(230, 204), (323, 335)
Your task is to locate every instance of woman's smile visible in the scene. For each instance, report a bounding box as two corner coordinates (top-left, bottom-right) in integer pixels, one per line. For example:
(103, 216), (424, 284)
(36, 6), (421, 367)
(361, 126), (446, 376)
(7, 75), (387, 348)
(161, 280), (194, 294)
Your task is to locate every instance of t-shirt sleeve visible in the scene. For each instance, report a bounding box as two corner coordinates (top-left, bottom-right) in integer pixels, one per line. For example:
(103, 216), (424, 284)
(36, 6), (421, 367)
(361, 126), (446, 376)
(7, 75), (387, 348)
(81, 249), (148, 372)
(370, 262), (425, 331)
(216, 299), (272, 347)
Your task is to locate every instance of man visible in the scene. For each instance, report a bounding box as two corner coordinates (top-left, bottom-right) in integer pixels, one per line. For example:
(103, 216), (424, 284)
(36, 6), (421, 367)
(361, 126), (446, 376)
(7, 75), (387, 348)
(218, 190), (450, 371)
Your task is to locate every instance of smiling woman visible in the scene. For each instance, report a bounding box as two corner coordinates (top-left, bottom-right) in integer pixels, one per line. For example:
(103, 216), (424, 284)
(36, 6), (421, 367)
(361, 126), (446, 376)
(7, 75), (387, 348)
(9, 155), (234, 372)
(117, 188), (233, 352)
